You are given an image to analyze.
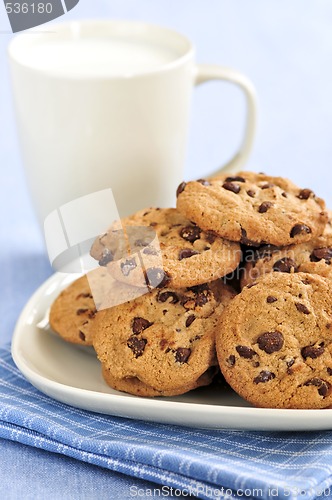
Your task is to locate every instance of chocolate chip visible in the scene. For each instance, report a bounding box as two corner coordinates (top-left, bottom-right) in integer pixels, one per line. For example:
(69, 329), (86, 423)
(273, 257), (298, 273)
(257, 331), (284, 354)
(205, 231), (217, 244)
(290, 224), (312, 238)
(304, 378), (331, 397)
(310, 247), (332, 262)
(76, 308), (88, 315)
(134, 239), (149, 247)
(181, 285), (210, 309)
(176, 182), (186, 197)
(181, 296), (195, 309)
(189, 284), (209, 293)
(146, 268), (170, 288)
(295, 303), (310, 314)
(127, 336), (147, 358)
(76, 293), (93, 299)
(180, 225), (201, 242)
(266, 296), (277, 303)
(319, 383), (330, 397)
(98, 248), (114, 266)
(240, 228), (260, 246)
(191, 335), (202, 342)
(78, 331), (86, 341)
(159, 339), (168, 350)
(236, 345), (256, 359)
(157, 291), (179, 304)
(175, 347), (191, 363)
(132, 317), (152, 334)
(254, 371), (275, 384)
(281, 192), (288, 198)
(286, 358), (295, 374)
(88, 309), (97, 319)
(258, 201), (274, 213)
(327, 368), (332, 376)
(226, 355), (236, 367)
(178, 248), (199, 260)
(247, 190), (256, 198)
(254, 245), (280, 260)
(298, 189), (313, 200)
(197, 178), (211, 186)
(261, 183), (275, 189)
(222, 181), (241, 194)
(143, 246), (158, 256)
(225, 176), (246, 183)
(185, 314), (196, 327)
(301, 343), (324, 359)
(195, 291), (209, 307)
(121, 258), (137, 276)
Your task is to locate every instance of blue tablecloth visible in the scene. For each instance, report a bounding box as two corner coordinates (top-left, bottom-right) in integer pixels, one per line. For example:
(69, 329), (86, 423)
(1, 1), (332, 499)
(3, 343), (332, 500)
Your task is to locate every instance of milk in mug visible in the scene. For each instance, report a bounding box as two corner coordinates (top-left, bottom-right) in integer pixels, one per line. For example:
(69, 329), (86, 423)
(8, 20), (256, 226)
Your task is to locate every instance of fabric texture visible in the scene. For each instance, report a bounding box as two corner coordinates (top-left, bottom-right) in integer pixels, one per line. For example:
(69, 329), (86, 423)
(0, 438), (184, 500)
(1, 344), (332, 500)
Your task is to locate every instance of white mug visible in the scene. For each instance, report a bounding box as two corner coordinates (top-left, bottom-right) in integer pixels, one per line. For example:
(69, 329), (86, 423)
(8, 20), (257, 225)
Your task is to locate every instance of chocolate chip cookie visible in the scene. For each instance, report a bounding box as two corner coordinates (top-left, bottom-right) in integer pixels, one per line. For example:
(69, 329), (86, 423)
(176, 172), (327, 246)
(93, 280), (236, 395)
(90, 207), (241, 289)
(102, 365), (216, 397)
(217, 272), (332, 409)
(50, 268), (143, 344)
(50, 274), (100, 345)
(240, 214), (332, 288)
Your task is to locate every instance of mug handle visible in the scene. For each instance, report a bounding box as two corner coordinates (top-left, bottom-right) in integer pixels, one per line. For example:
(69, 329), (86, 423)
(194, 64), (257, 174)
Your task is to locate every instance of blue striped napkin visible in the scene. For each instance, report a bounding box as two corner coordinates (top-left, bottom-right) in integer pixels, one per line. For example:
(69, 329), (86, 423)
(1, 344), (332, 500)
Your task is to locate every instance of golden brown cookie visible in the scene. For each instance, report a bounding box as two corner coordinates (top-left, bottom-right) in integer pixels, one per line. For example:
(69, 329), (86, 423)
(93, 280), (236, 394)
(50, 274), (99, 345)
(217, 272), (332, 409)
(102, 365), (216, 397)
(90, 208), (241, 289)
(240, 214), (332, 288)
(49, 268), (145, 345)
(176, 172), (327, 246)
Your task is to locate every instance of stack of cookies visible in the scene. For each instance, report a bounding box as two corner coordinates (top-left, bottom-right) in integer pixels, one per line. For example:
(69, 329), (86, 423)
(50, 171), (332, 409)
(50, 206), (240, 397)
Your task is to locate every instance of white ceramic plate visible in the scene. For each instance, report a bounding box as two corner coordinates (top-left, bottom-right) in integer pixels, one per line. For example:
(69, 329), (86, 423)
(11, 273), (332, 431)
